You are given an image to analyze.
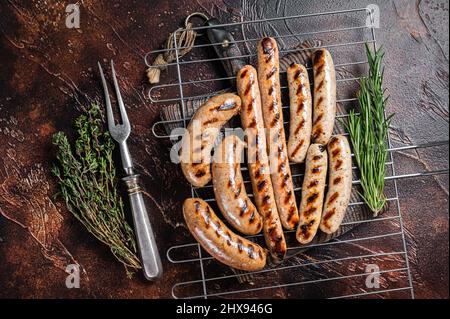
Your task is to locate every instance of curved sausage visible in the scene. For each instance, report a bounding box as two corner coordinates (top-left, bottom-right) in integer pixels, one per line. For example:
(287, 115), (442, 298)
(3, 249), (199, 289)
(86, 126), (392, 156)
(237, 65), (287, 261)
(212, 135), (263, 235)
(183, 198), (267, 271)
(311, 49), (336, 145)
(257, 37), (299, 230)
(287, 63), (312, 163)
(296, 144), (328, 244)
(320, 135), (352, 234)
(180, 94), (241, 187)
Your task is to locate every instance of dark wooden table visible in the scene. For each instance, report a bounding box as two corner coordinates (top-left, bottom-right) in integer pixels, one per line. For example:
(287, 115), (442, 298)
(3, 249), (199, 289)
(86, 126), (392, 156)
(0, 0), (448, 299)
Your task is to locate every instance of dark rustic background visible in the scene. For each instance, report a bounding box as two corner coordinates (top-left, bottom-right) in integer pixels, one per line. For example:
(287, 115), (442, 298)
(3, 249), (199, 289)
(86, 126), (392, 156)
(0, 0), (448, 298)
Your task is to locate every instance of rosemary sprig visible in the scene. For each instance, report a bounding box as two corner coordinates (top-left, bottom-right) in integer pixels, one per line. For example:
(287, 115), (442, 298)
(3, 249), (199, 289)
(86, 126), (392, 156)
(345, 43), (394, 216)
(52, 104), (141, 276)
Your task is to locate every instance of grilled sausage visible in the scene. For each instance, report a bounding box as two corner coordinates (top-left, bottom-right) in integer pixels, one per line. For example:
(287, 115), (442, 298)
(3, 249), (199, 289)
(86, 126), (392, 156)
(287, 63), (312, 163)
(311, 49), (336, 145)
(237, 65), (287, 261)
(296, 144), (328, 244)
(212, 135), (263, 235)
(257, 37), (299, 230)
(320, 135), (352, 234)
(183, 198), (267, 271)
(180, 94), (241, 187)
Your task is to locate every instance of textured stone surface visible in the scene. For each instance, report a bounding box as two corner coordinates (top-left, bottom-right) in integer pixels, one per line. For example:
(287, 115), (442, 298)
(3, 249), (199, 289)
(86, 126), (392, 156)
(0, 0), (448, 298)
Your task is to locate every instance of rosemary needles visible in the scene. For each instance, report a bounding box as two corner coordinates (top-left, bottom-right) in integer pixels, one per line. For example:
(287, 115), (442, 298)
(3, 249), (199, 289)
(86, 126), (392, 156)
(52, 104), (141, 276)
(345, 43), (394, 216)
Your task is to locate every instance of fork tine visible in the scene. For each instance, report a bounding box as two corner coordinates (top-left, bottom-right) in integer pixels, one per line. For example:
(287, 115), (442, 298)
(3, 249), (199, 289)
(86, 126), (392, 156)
(98, 62), (115, 132)
(110, 60), (130, 130)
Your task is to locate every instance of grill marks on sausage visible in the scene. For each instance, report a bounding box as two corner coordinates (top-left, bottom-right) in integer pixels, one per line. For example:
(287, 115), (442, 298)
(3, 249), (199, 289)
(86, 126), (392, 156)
(308, 180), (319, 188)
(332, 148), (341, 158)
(294, 119), (306, 135)
(327, 192), (339, 205)
(257, 180), (267, 192)
(195, 169), (206, 178)
(335, 159), (343, 170)
(323, 208), (336, 222)
(271, 112), (281, 127)
(299, 219), (316, 237)
(304, 207), (317, 216)
(312, 166), (322, 174)
(239, 199), (249, 217)
(333, 177), (342, 185)
(329, 137), (339, 148)
(244, 83), (251, 96)
(307, 193), (319, 204)
(314, 50), (326, 74)
(203, 206), (212, 229)
(261, 37), (275, 55)
(314, 113), (324, 125)
(291, 139), (305, 158)
(267, 67), (277, 80)
(240, 69), (248, 78)
(312, 127), (323, 141)
(316, 80), (325, 92)
(268, 226), (285, 257)
(313, 155), (323, 161)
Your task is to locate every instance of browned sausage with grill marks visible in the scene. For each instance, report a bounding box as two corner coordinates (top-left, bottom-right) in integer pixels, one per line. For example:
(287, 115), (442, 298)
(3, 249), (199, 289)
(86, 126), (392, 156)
(212, 135), (263, 235)
(180, 94), (241, 187)
(296, 144), (328, 244)
(183, 198), (267, 271)
(287, 63), (312, 163)
(257, 37), (299, 230)
(237, 65), (287, 261)
(311, 49), (336, 145)
(320, 135), (352, 234)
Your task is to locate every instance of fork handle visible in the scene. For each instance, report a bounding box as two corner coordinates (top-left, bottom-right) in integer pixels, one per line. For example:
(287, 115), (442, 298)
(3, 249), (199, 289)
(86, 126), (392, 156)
(123, 174), (163, 281)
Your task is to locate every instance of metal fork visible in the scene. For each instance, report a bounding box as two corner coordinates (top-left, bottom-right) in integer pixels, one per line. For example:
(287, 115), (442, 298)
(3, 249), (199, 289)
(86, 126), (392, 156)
(98, 60), (163, 281)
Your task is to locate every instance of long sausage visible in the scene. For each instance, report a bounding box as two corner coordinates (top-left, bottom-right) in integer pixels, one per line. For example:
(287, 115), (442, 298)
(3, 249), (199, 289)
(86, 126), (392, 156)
(183, 198), (267, 271)
(311, 49), (336, 145)
(237, 65), (287, 261)
(257, 37), (299, 230)
(287, 63), (312, 163)
(320, 135), (352, 234)
(212, 135), (263, 235)
(296, 144), (328, 244)
(180, 94), (241, 187)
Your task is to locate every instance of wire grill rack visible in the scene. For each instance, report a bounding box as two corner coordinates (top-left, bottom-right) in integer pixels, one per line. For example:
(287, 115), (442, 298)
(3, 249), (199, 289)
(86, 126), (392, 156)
(147, 7), (449, 299)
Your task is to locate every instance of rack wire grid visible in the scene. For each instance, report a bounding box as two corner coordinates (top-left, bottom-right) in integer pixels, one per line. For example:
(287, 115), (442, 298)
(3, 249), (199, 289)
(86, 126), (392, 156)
(147, 7), (449, 299)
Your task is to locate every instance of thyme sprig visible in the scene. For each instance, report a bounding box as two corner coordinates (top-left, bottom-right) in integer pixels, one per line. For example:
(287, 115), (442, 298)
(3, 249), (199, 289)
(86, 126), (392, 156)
(52, 104), (141, 276)
(345, 44), (394, 216)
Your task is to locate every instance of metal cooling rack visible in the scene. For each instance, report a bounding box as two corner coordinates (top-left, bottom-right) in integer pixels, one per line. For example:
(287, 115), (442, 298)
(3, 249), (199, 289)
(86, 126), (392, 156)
(146, 7), (449, 299)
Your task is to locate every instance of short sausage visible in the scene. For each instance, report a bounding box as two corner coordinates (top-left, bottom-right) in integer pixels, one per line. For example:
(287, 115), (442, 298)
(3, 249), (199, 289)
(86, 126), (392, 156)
(296, 144), (328, 244)
(180, 94), (241, 187)
(212, 135), (263, 235)
(183, 198), (267, 271)
(311, 49), (336, 145)
(320, 135), (352, 234)
(287, 63), (312, 163)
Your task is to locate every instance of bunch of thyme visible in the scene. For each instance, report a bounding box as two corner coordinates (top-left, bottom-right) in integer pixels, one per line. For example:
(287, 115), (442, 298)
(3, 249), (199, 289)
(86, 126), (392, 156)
(52, 104), (141, 276)
(345, 44), (394, 216)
